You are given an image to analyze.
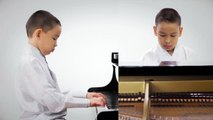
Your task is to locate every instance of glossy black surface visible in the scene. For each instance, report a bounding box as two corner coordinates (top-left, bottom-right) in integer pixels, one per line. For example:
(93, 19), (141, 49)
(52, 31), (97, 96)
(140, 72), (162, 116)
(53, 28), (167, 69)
(119, 66), (213, 76)
(88, 53), (118, 120)
(88, 65), (118, 109)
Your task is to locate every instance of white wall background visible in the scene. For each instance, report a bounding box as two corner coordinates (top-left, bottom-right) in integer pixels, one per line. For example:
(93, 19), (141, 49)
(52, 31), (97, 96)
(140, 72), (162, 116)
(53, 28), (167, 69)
(0, 0), (213, 120)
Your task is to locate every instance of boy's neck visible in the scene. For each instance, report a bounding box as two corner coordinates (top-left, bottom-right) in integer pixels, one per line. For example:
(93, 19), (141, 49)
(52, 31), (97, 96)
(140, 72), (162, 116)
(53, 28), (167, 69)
(28, 38), (45, 57)
(28, 38), (39, 49)
(167, 49), (175, 56)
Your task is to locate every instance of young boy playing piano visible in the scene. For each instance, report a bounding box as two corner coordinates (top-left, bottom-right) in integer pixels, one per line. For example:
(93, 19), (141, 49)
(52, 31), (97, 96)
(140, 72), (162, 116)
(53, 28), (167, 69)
(15, 10), (106, 120)
(141, 8), (194, 66)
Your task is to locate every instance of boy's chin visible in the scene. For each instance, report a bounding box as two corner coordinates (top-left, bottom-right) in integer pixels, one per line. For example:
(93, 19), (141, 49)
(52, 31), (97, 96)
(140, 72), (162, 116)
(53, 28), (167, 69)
(165, 48), (175, 52)
(45, 52), (52, 55)
(52, 48), (55, 52)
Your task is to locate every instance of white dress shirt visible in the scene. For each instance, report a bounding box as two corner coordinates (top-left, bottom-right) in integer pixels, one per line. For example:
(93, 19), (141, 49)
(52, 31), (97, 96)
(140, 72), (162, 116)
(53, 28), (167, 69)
(141, 43), (195, 66)
(15, 44), (90, 120)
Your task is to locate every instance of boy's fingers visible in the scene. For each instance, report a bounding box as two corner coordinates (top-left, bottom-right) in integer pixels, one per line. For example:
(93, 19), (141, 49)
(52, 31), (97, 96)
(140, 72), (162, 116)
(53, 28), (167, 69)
(100, 97), (106, 105)
(97, 93), (106, 99)
(87, 92), (106, 99)
(99, 97), (106, 107)
(90, 97), (106, 107)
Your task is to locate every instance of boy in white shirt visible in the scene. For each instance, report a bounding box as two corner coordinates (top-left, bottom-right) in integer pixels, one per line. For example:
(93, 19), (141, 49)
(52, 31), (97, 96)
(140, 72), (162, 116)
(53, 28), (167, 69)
(142, 8), (194, 66)
(15, 10), (106, 120)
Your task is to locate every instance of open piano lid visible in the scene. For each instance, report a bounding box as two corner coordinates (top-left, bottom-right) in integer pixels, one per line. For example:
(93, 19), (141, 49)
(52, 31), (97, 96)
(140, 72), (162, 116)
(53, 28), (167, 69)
(88, 52), (118, 92)
(119, 65), (213, 76)
(88, 52), (118, 120)
(119, 64), (213, 81)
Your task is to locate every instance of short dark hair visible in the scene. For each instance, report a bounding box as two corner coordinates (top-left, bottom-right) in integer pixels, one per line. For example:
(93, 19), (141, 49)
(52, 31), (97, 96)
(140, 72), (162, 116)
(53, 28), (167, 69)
(155, 8), (181, 26)
(26, 10), (61, 37)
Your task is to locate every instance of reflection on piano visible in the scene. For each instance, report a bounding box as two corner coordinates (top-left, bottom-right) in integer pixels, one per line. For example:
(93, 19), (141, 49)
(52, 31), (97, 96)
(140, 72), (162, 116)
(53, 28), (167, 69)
(88, 52), (118, 120)
(119, 66), (213, 120)
(159, 61), (177, 66)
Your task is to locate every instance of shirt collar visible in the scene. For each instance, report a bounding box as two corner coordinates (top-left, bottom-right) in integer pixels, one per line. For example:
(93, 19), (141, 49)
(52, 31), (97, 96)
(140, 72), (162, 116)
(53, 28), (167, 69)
(157, 42), (180, 57)
(28, 43), (47, 63)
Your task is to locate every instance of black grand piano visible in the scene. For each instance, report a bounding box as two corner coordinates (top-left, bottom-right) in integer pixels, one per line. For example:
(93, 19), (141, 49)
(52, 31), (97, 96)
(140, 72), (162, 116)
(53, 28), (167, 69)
(88, 52), (118, 120)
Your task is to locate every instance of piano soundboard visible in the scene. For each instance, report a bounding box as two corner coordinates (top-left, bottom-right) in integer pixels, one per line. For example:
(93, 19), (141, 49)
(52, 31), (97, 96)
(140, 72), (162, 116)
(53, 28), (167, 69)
(119, 66), (213, 120)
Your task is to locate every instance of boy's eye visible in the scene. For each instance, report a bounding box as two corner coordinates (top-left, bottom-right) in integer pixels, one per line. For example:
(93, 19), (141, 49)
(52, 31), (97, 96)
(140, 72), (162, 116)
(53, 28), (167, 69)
(52, 38), (56, 41)
(171, 35), (176, 37)
(160, 34), (166, 37)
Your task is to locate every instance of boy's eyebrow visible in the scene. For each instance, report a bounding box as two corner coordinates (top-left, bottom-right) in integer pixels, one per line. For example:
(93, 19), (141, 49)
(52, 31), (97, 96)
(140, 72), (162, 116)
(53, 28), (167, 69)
(54, 35), (60, 38)
(159, 31), (166, 34)
(159, 32), (177, 34)
(171, 32), (177, 34)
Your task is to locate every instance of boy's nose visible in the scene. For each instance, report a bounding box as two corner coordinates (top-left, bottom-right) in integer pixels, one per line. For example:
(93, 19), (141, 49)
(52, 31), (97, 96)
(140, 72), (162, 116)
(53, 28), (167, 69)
(165, 38), (171, 43)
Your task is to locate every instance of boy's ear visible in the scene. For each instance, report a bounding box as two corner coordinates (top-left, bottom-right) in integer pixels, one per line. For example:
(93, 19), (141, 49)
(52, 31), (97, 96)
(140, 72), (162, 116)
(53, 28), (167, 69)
(153, 26), (157, 36)
(179, 27), (183, 37)
(33, 28), (43, 40)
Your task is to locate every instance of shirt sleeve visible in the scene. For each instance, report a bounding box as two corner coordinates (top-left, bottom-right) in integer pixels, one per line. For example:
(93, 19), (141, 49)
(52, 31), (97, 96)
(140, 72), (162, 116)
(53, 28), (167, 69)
(63, 90), (88, 98)
(21, 58), (90, 113)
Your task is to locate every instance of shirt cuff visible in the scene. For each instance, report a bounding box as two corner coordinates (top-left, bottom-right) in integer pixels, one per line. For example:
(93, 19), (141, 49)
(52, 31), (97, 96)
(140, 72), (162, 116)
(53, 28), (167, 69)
(65, 92), (90, 108)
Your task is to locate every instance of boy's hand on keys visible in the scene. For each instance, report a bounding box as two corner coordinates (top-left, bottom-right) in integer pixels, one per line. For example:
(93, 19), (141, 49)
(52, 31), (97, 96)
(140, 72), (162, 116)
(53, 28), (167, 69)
(87, 92), (106, 99)
(90, 97), (106, 107)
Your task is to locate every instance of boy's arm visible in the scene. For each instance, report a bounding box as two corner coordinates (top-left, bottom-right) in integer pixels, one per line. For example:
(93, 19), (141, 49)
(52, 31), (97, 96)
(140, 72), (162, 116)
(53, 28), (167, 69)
(65, 92), (105, 107)
(63, 90), (88, 98)
(64, 90), (105, 99)
(20, 58), (90, 113)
